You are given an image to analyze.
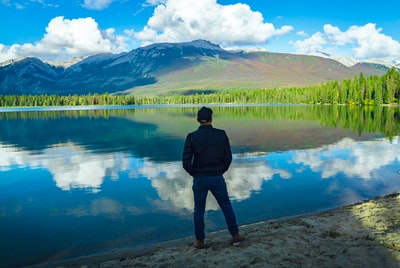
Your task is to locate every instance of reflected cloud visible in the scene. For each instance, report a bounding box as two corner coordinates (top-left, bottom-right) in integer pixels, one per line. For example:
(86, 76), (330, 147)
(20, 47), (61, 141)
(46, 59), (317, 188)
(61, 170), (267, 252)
(1, 136), (399, 215)
(0, 144), (40, 170)
(135, 137), (400, 213)
(139, 155), (292, 211)
(0, 142), (132, 192)
(292, 137), (400, 179)
(46, 145), (132, 192)
(140, 160), (195, 211)
(226, 156), (292, 201)
(66, 198), (123, 219)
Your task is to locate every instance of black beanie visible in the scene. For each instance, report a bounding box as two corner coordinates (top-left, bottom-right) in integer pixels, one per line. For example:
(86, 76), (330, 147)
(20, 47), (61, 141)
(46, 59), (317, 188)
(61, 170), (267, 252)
(197, 106), (213, 122)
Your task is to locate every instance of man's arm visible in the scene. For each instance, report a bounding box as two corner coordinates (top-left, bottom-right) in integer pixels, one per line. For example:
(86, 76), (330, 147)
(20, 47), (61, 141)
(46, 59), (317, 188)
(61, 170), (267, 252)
(223, 133), (233, 172)
(182, 135), (194, 175)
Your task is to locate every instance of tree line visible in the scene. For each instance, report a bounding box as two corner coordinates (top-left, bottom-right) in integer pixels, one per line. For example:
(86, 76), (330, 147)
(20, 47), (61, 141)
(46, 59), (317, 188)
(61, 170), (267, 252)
(136, 68), (400, 105)
(0, 93), (135, 107)
(2, 104), (398, 139)
(0, 68), (399, 107)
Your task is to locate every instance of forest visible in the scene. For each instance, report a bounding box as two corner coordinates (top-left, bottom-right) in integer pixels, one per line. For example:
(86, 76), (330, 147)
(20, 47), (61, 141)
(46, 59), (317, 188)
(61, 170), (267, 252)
(1, 103), (399, 139)
(0, 67), (399, 107)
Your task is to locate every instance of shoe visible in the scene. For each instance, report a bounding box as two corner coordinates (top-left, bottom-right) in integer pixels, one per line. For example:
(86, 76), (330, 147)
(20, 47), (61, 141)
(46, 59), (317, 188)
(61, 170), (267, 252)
(194, 239), (208, 249)
(231, 233), (245, 246)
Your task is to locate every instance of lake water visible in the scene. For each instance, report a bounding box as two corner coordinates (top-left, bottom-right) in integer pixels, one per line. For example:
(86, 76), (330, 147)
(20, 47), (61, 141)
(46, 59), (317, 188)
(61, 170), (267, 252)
(1, 104), (399, 267)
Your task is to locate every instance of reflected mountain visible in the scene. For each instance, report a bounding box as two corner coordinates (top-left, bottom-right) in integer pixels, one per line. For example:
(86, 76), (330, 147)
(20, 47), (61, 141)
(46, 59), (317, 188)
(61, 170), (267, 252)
(0, 109), (184, 161)
(1, 105), (395, 163)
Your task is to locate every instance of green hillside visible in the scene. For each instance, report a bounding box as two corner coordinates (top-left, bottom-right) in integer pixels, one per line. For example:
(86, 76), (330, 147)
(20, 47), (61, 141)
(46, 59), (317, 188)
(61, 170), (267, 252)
(125, 52), (387, 97)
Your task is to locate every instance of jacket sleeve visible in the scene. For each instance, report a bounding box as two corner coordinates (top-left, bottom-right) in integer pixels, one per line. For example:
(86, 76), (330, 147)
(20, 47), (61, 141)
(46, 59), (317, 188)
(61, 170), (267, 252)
(223, 133), (233, 172)
(182, 134), (194, 175)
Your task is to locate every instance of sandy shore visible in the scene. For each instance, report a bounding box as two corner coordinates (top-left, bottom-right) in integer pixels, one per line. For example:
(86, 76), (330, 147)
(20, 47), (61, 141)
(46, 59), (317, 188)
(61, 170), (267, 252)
(43, 192), (400, 268)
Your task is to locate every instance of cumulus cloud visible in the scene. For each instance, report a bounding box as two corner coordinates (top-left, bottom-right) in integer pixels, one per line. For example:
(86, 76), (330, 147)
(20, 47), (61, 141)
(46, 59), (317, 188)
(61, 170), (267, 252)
(0, 16), (127, 62)
(135, 0), (292, 47)
(293, 23), (400, 60)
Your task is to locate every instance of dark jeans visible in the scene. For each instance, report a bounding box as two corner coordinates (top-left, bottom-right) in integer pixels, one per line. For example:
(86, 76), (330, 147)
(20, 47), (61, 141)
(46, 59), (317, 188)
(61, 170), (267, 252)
(192, 176), (239, 240)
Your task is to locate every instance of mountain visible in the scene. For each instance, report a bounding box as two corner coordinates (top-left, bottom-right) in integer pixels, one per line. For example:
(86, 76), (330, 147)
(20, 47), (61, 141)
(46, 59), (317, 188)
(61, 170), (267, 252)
(0, 40), (392, 97)
(313, 51), (400, 69)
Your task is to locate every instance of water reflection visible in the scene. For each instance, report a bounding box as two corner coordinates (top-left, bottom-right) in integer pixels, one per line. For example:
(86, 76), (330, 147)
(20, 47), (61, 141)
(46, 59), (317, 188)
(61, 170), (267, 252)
(0, 142), (130, 192)
(0, 105), (399, 267)
(1, 136), (399, 206)
(293, 137), (400, 179)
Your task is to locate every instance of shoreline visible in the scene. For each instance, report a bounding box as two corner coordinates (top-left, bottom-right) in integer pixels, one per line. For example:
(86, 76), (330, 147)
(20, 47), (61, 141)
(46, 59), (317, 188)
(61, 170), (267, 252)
(37, 192), (400, 268)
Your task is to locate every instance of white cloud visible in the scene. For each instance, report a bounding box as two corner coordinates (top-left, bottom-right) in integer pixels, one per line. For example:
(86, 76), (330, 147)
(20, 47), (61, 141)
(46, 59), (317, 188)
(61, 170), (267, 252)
(1, 0), (59, 9)
(296, 31), (307, 37)
(1, 0), (24, 9)
(0, 16), (128, 62)
(292, 31), (326, 54)
(293, 23), (400, 60)
(83, 0), (114, 10)
(134, 0), (292, 47)
(144, 0), (165, 6)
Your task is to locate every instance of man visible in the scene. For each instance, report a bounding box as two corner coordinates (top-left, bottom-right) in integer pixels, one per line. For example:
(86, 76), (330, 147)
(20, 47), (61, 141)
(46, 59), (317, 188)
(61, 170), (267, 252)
(182, 106), (245, 249)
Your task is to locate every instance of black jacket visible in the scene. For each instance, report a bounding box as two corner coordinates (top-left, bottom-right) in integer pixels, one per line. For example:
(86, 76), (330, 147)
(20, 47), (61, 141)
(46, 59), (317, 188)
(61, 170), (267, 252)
(182, 124), (232, 177)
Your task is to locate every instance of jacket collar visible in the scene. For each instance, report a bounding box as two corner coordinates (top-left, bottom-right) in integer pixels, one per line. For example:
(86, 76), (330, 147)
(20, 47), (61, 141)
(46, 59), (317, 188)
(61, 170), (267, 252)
(199, 124), (213, 129)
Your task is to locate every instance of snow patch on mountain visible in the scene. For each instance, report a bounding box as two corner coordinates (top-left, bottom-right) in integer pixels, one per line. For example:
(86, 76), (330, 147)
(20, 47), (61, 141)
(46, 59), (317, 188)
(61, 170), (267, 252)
(312, 51), (399, 69)
(45, 57), (85, 67)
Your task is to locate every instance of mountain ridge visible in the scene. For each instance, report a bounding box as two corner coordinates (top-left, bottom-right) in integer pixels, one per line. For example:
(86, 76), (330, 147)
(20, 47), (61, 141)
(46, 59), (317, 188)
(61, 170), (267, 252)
(0, 40), (392, 96)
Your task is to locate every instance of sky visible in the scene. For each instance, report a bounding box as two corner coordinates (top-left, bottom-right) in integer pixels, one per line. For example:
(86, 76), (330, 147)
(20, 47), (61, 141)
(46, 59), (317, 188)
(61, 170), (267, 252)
(1, 0), (400, 64)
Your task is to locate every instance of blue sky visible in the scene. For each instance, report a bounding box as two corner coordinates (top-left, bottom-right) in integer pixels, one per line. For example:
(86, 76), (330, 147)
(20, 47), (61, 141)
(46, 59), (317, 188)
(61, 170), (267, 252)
(1, 0), (399, 64)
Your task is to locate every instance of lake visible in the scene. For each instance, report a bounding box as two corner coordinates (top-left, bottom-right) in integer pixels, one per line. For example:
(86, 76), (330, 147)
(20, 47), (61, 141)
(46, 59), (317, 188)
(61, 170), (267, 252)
(1, 104), (399, 267)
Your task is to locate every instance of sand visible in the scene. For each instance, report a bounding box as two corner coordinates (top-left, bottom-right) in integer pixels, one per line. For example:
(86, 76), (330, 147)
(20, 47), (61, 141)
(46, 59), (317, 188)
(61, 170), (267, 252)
(41, 192), (400, 268)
